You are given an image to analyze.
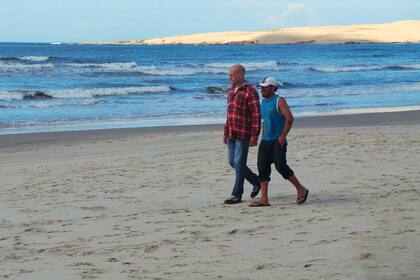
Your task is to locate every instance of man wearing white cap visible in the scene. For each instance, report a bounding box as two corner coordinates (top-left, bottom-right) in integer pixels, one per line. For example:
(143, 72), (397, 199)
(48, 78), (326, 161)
(249, 76), (309, 206)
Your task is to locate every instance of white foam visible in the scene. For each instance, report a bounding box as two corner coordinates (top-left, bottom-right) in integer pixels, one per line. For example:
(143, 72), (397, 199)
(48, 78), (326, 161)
(310, 64), (420, 73)
(17, 56), (50, 62)
(310, 65), (382, 73)
(206, 61), (281, 71)
(296, 105), (420, 117)
(25, 98), (100, 108)
(65, 61), (138, 70)
(285, 82), (420, 99)
(136, 61), (282, 76)
(401, 64), (420, 70)
(137, 65), (198, 76)
(0, 114), (227, 135)
(49, 86), (172, 99)
(0, 86), (172, 101)
(0, 63), (55, 72)
(57, 60), (283, 76)
(0, 91), (23, 100)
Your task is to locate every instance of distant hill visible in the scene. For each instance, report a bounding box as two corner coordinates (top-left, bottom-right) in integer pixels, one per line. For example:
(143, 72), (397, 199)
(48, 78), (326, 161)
(84, 20), (420, 45)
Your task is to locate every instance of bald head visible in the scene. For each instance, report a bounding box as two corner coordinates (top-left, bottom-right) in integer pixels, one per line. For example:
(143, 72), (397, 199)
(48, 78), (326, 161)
(229, 64), (246, 87)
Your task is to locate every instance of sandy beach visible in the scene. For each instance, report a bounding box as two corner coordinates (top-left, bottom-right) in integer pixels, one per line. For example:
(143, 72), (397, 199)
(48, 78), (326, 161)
(84, 20), (420, 45)
(1, 110), (420, 279)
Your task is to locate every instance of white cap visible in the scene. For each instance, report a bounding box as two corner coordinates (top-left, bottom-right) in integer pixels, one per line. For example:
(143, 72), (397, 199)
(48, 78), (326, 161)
(257, 76), (282, 88)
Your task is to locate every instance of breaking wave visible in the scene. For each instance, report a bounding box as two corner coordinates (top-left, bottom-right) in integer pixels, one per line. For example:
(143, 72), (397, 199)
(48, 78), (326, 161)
(0, 86), (172, 101)
(0, 58), (297, 76)
(309, 64), (420, 73)
(0, 56), (53, 62)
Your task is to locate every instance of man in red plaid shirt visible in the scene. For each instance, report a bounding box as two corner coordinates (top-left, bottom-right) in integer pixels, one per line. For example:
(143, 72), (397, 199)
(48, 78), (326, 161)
(223, 64), (262, 204)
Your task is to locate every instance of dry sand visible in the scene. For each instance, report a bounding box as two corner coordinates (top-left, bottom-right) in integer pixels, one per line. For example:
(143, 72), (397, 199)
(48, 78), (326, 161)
(1, 111), (420, 279)
(84, 20), (420, 45)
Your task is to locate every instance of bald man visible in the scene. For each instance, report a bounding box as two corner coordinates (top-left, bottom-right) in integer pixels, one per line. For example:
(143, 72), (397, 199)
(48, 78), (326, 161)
(223, 64), (262, 204)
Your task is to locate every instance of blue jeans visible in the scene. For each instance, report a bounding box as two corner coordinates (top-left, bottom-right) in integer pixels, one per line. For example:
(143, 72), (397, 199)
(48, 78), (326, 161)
(227, 139), (260, 199)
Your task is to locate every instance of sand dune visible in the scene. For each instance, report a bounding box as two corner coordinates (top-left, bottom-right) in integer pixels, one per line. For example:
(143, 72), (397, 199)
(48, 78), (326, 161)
(85, 20), (420, 45)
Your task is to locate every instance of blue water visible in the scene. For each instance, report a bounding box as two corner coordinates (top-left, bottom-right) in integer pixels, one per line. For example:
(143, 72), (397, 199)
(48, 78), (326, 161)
(1, 43), (420, 134)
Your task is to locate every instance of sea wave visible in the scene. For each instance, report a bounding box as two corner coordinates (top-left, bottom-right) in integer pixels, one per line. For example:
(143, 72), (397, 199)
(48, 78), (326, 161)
(137, 66), (200, 76)
(0, 59), (292, 76)
(205, 61), (281, 70)
(135, 61), (287, 76)
(65, 61), (138, 70)
(293, 102), (343, 108)
(51, 86), (173, 98)
(69, 60), (287, 75)
(284, 82), (420, 99)
(0, 56), (54, 62)
(18, 56), (51, 62)
(281, 82), (335, 89)
(64, 62), (204, 76)
(309, 64), (420, 73)
(0, 86), (172, 101)
(1, 98), (101, 109)
(296, 105), (420, 117)
(206, 86), (227, 94)
(0, 62), (55, 72)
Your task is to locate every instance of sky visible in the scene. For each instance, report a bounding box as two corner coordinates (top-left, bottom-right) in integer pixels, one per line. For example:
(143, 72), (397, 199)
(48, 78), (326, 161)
(1, 0), (419, 42)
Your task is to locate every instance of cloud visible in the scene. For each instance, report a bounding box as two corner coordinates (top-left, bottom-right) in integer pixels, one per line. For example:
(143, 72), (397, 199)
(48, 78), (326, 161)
(285, 3), (306, 13)
(259, 2), (321, 28)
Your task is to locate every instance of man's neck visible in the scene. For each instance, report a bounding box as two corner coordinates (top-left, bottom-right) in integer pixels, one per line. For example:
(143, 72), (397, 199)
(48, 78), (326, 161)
(264, 93), (276, 99)
(233, 81), (246, 92)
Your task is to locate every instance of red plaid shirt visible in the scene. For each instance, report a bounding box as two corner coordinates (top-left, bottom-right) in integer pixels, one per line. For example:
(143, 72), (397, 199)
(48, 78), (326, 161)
(224, 82), (261, 140)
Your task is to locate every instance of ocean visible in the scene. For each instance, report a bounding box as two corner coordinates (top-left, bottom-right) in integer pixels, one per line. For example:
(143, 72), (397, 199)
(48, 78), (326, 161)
(1, 43), (419, 134)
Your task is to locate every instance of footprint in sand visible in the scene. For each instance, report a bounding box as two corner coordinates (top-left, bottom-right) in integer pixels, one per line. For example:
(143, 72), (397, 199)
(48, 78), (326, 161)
(311, 239), (339, 246)
(144, 244), (159, 253)
(80, 268), (104, 279)
(356, 253), (373, 260)
(255, 263), (280, 270)
(80, 206), (107, 211)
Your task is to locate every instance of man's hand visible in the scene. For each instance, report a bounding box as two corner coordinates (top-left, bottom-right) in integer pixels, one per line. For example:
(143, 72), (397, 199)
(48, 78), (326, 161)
(250, 136), (258, 147)
(223, 135), (228, 145)
(278, 135), (286, 147)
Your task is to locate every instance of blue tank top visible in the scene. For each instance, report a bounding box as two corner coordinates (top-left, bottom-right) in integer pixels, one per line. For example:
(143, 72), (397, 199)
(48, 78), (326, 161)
(261, 95), (286, 141)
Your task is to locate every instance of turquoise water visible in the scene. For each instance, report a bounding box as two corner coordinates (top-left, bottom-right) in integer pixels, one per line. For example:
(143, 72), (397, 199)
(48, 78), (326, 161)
(1, 43), (419, 133)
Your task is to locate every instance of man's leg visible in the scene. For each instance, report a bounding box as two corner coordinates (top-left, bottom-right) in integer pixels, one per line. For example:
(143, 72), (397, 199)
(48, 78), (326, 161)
(255, 140), (273, 205)
(243, 160), (261, 199)
(273, 143), (308, 203)
(230, 139), (250, 199)
(227, 139), (235, 169)
(288, 174), (308, 204)
(243, 166), (260, 187)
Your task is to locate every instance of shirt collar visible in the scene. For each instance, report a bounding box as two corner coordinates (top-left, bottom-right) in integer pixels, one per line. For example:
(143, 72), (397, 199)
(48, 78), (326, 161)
(232, 81), (251, 93)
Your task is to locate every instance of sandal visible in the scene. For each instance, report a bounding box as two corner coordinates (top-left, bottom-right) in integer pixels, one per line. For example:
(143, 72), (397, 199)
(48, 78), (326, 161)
(297, 189), (309, 205)
(249, 201), (271, 207)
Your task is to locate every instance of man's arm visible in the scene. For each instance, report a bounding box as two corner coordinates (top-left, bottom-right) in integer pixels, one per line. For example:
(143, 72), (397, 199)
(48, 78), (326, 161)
(278, 97), (294, 146)
(248, 87), (261, 147)
(224, 120), (229, 144)
(224, 91), (230, 144)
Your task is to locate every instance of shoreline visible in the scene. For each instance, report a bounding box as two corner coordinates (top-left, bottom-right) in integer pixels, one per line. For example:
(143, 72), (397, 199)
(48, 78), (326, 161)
(1, 109), (419, 148)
